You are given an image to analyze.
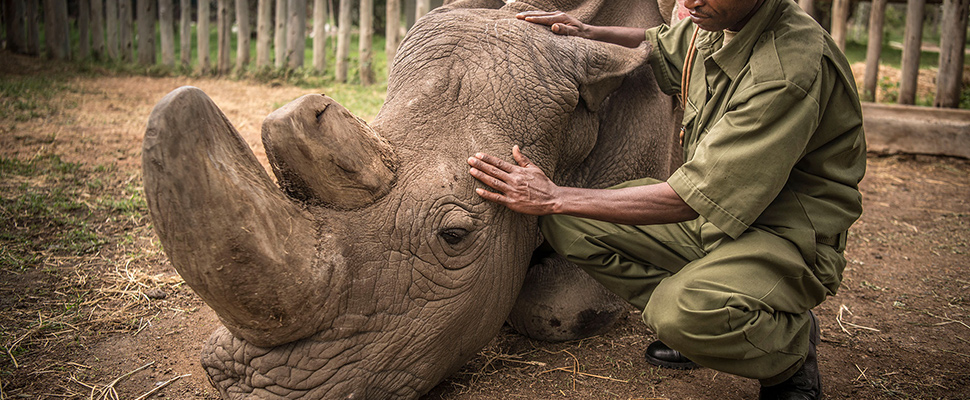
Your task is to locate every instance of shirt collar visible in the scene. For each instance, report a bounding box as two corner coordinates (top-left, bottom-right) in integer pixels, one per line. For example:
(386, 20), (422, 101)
(701, 0), (783, 79)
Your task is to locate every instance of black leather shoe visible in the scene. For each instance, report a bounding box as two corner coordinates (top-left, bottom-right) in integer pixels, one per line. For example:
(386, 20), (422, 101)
(644, 340), (700, 370)
(759, 311), (822, 400)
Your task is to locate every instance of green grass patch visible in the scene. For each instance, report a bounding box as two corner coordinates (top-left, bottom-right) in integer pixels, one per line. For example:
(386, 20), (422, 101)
(0, 76), (69, 122)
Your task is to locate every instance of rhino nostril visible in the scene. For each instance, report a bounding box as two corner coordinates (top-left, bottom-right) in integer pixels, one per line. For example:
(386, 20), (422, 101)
(438, 228), (469, 245)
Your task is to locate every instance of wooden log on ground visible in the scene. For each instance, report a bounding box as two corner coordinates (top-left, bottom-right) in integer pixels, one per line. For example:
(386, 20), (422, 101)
(285, 0), (304, 69)
(312, 0), (326, 72)
(386, 0), (400, 65)
(933, 0), (969, 108)
(160, 0), (176, 67)
(199, 0), (211, 73)
(359, 0), (374, 84)
(137, 0), (156, 65)
(863, 0), (887, 101)
(217, 0), (231, 74)
(899, 0), (925, 105)
(105, 0), (119, 59)
(863, 103), (970, 159)
(180, 0), (191, 68)
(236, 0), (251, 72)
(256, 0), (271, 67)
(91, 0), (105, 59)
(43, 0), (70, 60)
(335, 0), (351, 82)
(274, 0), (286, 68)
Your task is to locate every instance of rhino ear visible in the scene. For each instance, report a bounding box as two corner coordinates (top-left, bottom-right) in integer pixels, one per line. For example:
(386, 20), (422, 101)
(262, 94), (398, 209)
(577, 41), (652, 112)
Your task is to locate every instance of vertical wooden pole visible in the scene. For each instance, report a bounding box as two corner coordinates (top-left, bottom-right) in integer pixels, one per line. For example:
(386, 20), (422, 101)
(198, 0), (211, 73)
(415, 0), (429, 20)
(236, 0), (251, 72)
(105, 0), (118, 59)
(335, 0), (351, 82)
(79, 0), (91, 58)
(934, 0), (969, 108)
(137, 0), (156, 65)
(25, 0), (38, 55)
(160, 0), (176, 67)
(180, 0), (191, 68)
(44, 0), (70, 60)
(386, 0), (399, 65)
(91, 0), (104, 59)
(285, 0), (304, 69)
(312, 0), (326, 72)
(216, 0), (231, 74)
(899, 0), (925, 105)
(798, 0), (815, 20)
(830, 0), (849, 50)
(119, 0), (134, 62)
(274, 0), (286, 67)
(863, 0), (887, 102)
(256, 0), (271, 67)
(359, 0), (373, 84)
(4, 0), (27, 54)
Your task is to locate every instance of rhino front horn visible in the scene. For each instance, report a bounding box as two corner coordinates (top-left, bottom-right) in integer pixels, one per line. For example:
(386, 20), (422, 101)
(262, 94), (398, 209)
(143, 87), (346, 347)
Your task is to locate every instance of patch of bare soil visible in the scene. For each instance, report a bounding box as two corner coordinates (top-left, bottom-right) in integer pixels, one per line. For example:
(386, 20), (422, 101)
(1, 52), (968, 399)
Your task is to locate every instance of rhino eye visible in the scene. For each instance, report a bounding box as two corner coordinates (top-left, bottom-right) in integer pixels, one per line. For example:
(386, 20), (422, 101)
(438, 228), (469, 245)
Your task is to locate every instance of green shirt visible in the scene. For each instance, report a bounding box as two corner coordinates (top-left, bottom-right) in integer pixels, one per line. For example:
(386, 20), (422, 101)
(644, 0), (866, 249)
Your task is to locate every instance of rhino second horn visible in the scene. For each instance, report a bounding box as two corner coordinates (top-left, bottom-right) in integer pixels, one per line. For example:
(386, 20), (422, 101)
(143, 87), (345, 347)
(262, 94), (398, 209)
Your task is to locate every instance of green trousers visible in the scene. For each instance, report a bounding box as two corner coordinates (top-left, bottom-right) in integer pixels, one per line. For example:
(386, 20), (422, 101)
(538, 178), (833, 384)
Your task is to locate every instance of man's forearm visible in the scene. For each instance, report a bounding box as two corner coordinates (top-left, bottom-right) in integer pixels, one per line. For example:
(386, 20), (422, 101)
(553, 182), (698, 225)
(584, 25), (648, 48)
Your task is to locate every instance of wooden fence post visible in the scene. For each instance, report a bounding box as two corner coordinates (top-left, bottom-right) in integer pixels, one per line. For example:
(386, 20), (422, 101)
(105, 0), (118, 59)
(256, 0), (271, 67)
(199, 0), (211, 73)
(386, 0), (400, 66)
(312, 0), (326, 72)
(91, 0), (104, 59)
(335, 0), (351, 82)
(360, 0), (374, 84)
(25, 0), (38, 55)
(180, 0), (191, 68)
(217, 0), (231, 74)
(236, 0), (251, 72)
(899, 0), (925, 105)
(863, 0), (887, 102)
(416, 0), (429, 20)
(79, 0), (91, 58)
(4, 0), (27, 54)
(286, 0), (304, 69)
(120, 0), (134, 62)
(830, 0), (849, 50)
(798, 0), (815, 19)
(934, 0), (969, 108)
(160, 0), (176, 67)
(137, 0), (156, 65)
(275, 0), (286, 68)
(43, 0), (70, 60)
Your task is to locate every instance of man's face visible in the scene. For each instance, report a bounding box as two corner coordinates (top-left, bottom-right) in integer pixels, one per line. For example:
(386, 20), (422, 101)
(684, 0), (765, 31)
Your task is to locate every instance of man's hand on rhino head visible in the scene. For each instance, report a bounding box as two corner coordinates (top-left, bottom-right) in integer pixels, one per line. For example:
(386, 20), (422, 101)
(517, 10), (649, 49)
(468, 145), (562, 216)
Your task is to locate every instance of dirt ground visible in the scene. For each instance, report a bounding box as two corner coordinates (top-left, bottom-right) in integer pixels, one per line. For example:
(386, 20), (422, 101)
(1, 52), (968, 399)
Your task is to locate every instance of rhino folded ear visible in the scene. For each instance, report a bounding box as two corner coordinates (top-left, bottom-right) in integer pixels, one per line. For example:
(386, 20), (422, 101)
(262, 94), (398, 209)
(577, 41), (653, 112)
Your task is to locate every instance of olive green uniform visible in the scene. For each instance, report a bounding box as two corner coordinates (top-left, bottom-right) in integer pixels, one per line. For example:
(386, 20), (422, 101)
(540, 0), (866, 383)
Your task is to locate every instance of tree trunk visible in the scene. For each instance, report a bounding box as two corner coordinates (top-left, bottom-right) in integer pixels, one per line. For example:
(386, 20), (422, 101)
(934, 0), (969, 108)
(120, 0), (133, 62)
(798, 0), (815, 20)
(4, 0), (27, 54)
(863, 0), (887, 102)
(256, 0), (271, 67)
(312, 0), (326, 72)
(217, 0), (231, 74)
(274, 0), (286, 68)
(335, 0), (351, 82)
(43, 0), (70, 60)
(79, 0), (91, 58)
(286, 0), (305, 69)
(385, 0), (400, 65)
(359, 0), (374, 84)
(91, 0), (104, 59)
(137, 0), (156, 65)
(236, 0), (251, 72)
(198, 0), (211, 73)
(899, 0), (925, 105)
(830, 0), (849, 50)
(160, 0), (176, 67)
(415, 0), (429, 20)
(25, 0), (38, 55)
(105, 0), (118, 59)
(180, 0), (191, 68)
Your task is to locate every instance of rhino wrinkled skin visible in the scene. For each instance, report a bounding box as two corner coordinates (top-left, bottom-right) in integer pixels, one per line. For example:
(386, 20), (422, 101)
(142, 0), (679, 398)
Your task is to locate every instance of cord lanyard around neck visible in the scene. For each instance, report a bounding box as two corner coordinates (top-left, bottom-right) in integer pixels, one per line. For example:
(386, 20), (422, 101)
(679, 26), (701, 146)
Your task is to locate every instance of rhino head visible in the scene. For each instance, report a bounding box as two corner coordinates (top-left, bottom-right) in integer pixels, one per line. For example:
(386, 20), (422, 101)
(143, 2), (675, 399)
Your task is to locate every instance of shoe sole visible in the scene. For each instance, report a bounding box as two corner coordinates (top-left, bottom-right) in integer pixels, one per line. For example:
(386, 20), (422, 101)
(644, 353), (700, 370)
